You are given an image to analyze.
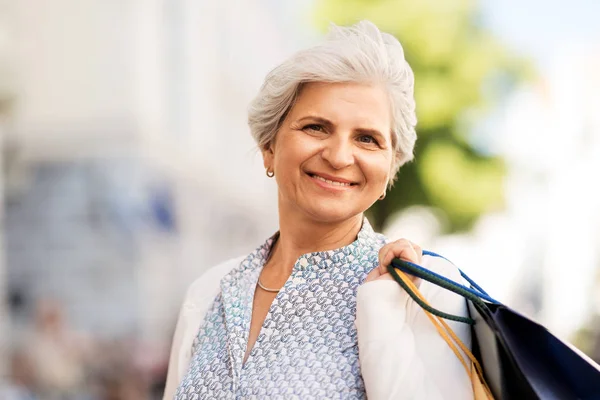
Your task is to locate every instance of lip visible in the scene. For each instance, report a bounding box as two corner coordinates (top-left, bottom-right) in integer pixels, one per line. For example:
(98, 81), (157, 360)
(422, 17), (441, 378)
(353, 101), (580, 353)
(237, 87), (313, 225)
(306, 172), (357, 185)
(305, 171), (359, 192)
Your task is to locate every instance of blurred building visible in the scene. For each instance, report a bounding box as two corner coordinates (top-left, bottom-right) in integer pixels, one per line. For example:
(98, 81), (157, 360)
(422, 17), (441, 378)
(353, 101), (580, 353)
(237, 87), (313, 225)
(2, 0), (315, 367)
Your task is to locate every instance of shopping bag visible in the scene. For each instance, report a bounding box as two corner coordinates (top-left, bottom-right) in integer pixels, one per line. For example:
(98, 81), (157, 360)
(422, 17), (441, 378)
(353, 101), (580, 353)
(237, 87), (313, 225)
(389, 252), (600, 400)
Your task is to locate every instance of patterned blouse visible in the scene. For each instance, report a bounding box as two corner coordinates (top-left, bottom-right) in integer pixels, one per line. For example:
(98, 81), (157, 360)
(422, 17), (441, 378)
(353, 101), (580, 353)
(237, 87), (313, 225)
(174, 219), (387, 399)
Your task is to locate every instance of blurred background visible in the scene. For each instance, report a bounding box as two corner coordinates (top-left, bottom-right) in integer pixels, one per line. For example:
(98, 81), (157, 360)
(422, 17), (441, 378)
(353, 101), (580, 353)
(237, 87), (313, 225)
(0, 0), (599, 398)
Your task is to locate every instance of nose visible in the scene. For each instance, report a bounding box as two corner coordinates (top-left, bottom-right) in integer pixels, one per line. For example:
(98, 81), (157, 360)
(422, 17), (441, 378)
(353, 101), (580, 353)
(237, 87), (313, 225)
(321, 135), (355, 170)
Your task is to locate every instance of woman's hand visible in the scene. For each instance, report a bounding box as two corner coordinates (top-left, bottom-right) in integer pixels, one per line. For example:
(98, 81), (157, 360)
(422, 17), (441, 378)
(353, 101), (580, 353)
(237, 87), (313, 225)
(365, 239), (423, 284)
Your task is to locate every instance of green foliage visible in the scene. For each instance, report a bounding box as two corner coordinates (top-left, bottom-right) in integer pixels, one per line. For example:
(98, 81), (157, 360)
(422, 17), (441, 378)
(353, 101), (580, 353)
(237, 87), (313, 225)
(314, 0), (531, 232)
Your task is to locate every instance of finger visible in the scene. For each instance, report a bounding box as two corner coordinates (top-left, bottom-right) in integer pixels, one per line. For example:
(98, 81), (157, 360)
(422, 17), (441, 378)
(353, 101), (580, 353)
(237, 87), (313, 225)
(378, 242), (391, 268)
(377, 241), (417, 281)
(378, 240), (416, 263)
(376, 240), (425, 285)
(382, 240), (420, 268)
(398, 241), (423, 285)
(407, 241), (423, 264)
(378, 243), (406, 275)
(377, 243), (393, 275)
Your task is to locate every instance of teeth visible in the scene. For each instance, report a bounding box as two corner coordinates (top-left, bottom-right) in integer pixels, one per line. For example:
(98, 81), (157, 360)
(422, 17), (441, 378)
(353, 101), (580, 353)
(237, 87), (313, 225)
(313, 175), (352, 186)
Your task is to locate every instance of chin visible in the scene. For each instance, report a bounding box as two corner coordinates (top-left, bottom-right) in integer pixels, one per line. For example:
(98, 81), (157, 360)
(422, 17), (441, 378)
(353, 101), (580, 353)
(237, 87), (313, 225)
(302, 202), (362, 224)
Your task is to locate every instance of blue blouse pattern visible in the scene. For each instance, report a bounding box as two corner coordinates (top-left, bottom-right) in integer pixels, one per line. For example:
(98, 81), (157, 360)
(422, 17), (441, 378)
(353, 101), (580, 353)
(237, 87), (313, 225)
(175, 219), (387, 399)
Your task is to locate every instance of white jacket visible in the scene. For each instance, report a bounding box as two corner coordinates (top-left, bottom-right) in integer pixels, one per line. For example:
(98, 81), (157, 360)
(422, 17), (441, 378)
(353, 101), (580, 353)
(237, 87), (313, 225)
(163, 253), (473, 399)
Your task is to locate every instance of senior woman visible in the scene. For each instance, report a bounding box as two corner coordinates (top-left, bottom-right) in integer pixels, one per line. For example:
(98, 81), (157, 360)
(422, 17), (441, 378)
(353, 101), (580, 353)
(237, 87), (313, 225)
(164, 21), (473, 399)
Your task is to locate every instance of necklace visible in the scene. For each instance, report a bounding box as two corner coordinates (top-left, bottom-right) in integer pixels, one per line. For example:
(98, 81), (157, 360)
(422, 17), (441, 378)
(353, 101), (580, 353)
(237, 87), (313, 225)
(259, 234), (283, 293)
(257, 278), (282, 293)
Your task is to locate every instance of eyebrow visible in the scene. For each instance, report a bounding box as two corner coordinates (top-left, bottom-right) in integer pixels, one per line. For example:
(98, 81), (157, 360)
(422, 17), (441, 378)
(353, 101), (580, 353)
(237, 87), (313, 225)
(296, 116), (334, 130)
(296, 115), (389, 143)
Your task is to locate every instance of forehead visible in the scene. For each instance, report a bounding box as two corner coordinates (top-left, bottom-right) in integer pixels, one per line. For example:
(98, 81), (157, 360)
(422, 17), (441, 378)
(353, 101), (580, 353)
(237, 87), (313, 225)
(291, 82), (392, 133)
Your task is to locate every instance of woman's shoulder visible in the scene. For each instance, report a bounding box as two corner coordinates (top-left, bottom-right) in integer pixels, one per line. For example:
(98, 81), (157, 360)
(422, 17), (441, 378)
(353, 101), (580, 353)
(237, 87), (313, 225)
(182, 255), (246, 306)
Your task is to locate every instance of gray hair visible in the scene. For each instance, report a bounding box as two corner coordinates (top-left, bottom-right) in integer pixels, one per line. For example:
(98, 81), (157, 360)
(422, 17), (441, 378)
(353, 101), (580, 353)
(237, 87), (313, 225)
(248, 20), (417, 185)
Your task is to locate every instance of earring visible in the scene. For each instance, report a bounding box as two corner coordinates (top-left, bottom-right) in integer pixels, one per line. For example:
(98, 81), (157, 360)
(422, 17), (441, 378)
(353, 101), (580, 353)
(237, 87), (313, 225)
(266, 168), (275, 178)
(379, 192), (386, 200)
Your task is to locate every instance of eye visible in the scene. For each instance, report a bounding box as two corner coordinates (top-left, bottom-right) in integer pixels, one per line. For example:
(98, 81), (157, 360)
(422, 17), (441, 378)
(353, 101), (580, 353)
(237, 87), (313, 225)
(358, 135), (379, 145)
(303, 124), (325, 132)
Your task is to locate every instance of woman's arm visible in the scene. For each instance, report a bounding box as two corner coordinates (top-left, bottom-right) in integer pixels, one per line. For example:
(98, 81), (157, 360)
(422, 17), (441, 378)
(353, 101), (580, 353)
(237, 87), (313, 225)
(356, 254), (473, 400)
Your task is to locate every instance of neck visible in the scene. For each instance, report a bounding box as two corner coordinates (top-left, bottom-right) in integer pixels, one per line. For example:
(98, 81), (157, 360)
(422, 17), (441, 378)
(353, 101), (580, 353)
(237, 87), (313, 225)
(265, 205), (363, 279)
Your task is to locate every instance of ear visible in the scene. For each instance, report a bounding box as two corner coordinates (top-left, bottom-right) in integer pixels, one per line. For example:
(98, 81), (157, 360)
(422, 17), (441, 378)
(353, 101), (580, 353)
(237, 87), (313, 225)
(261, 142), (275, 170)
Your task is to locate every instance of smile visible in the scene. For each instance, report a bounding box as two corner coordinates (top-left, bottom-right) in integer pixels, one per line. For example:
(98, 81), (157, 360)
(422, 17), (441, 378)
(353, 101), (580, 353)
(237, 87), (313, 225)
(307, 173), (358, 188)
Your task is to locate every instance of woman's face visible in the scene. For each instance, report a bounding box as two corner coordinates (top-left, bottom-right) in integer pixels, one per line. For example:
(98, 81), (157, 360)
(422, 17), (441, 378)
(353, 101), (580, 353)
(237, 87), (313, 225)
(263, 82), (394, 224)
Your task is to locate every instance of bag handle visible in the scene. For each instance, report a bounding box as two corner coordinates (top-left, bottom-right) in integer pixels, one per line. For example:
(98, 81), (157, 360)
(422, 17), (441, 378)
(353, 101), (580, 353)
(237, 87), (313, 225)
(390, 256), (499, 305)
(391, 266), (495, 399)
(422, 250), (490, 296)
(387, 264), (476, 325)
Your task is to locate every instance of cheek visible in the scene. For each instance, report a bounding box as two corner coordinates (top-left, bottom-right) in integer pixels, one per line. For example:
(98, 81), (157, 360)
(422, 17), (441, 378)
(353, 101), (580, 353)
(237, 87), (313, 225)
(363, 153), (393, 185)
(275, 132), (319, 168)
